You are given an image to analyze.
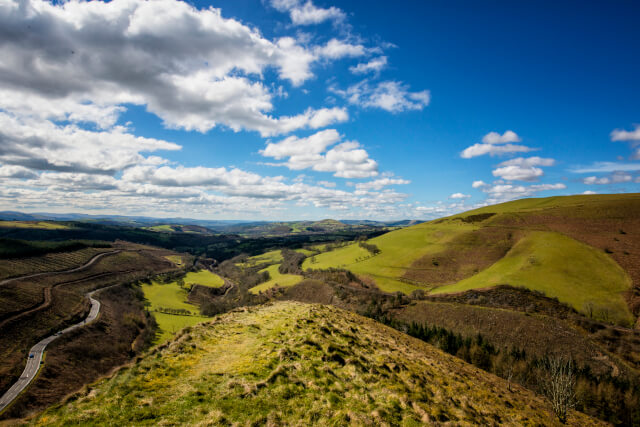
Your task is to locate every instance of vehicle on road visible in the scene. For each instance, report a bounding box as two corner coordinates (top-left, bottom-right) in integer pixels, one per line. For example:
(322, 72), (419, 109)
(28, 354), (34, 359)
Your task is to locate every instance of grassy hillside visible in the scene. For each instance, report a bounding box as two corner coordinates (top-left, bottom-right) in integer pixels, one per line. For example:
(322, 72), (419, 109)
(141, 281), (208, 343)
(249, 263), (303, 294)
(285, 194), (639, 326)
(0, 221), (70, 230)
(183, 270), (225, 288)
(31, 302), (599, 426)
(432, 231), (634, 325)
(303, 222), (477, 293)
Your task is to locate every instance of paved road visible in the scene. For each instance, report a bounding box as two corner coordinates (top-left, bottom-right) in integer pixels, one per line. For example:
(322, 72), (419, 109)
(0, 250), (121, 287)
(0, 288), (104, 413)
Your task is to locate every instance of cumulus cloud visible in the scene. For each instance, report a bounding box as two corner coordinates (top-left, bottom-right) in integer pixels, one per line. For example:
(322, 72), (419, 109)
(449, 193), (470, 199)
(0, 0), (350, 136)
(270, 0), (346, 25)
(472, 180), (487, 188)
(0, 112), (180, 175)
(331, 80), (430, 113)
(349, 56), (387, 75)
(491, 156), (555, 181)
(583, 190), (597, 195)
(461, 131), (534, 159)
(610, 125), (640, 142)
(261, 129), (378, 178)
(479, 183), (566, 204)
(315, 39), (366, 59)
(460, 143), (533, 159)
(355, 177), (410, 191)
(482, 130), (522, 144)
(0, 165), (38, 179)
(261, 129), (341, 159)
(582, 171), (634, 185)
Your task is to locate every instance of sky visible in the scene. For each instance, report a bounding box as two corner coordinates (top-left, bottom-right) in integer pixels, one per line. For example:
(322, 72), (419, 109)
(0, 0), (639, 220)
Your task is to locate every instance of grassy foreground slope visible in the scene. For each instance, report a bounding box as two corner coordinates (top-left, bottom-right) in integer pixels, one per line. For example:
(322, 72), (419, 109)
(32, 302), (599, 426)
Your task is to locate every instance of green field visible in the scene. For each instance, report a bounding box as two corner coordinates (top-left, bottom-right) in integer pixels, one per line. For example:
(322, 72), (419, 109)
(141, 281), (208, 344)
(432, 231), (634, 326)
(249, 263), (303, 294)
(143, 224), (175, 232)
(301, 242), (371, 270)
(239, 249), (283, 267)
(151, 312), (209, 344)
(184, 270), (225, 288)
(0, 221), (70, 230)
(302, 222), (477, 293)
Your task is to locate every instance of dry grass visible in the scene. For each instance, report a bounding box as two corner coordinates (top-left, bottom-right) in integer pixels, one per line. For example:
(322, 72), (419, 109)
(32, 302), (602, 426)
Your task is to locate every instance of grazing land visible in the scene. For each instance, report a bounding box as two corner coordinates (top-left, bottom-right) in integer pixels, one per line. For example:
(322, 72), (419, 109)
(141, 280), (209, 344)
(183, 270), (225, 288)
(287, 194), (639, 326)
(432, 231), (634, 325)
(0, 221), (70, 230)
(249, 263), (303, 294)
(30, 302), (600, 426)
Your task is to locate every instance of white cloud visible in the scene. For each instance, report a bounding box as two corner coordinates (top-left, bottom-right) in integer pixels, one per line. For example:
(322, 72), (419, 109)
(316, 180), (336, 188)
(0, 112), (180, 175)
(460, 143), (534, 159)
(0, 165), (38, 179)
(332, 80), (430, 113)
(349, 56), (387, 74)
(261, 129), (341, 159)
(0, 0), (352, 136)
(315, 39), (366, 59)
(582, 171), (633, 185)
(261, 129), (379, 178)
(610, 124), (640, 142)
(449, 193), (470, 199)
(480, 183), (566, 204)
(482, 130), (522, 144)
(498, 157), (555, 167)
(582, 190), (597, 195)
(270, 0), (346, 25)
(491, 156), (555, 181)
(355, 177), (410, 191)
(472, 180), (487, 188)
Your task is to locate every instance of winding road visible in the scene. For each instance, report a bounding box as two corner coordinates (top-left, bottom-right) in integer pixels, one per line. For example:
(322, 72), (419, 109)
(0, 288), (105, 413)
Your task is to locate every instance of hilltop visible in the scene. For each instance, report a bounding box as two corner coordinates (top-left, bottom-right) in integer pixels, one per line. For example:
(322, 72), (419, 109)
(30, 302), (599, 426)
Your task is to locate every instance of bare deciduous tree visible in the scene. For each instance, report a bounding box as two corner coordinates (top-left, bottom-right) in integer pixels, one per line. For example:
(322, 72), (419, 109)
(539, 356), (577, 423)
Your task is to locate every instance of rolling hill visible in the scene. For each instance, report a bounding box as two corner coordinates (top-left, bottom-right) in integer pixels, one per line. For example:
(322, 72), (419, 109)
(30, 302), (600, 426)
(255, 194), (640, 327)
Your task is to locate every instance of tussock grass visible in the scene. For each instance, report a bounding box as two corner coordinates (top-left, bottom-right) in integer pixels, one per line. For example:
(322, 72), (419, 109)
(32, 302), (602, 426)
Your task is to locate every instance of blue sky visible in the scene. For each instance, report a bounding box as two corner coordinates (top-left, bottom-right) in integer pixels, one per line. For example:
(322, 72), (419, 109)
(0, 0), (639, 220)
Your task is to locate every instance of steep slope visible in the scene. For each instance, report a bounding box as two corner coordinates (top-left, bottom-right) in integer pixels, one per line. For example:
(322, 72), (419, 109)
(32, 302), (600, 426)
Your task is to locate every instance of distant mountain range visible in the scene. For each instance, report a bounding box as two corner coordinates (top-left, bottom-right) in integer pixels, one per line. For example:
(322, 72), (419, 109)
(0, 211), (422, 233)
